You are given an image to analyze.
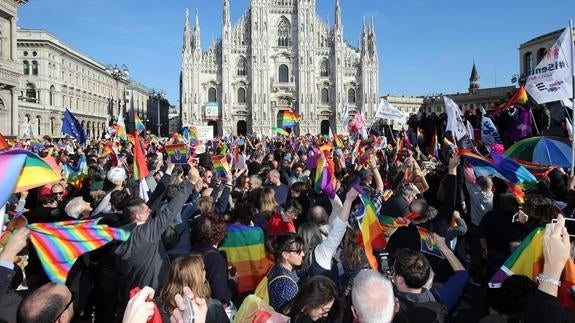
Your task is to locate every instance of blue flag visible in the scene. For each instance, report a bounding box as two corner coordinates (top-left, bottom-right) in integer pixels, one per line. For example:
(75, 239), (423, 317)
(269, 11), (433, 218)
(62, 109), (87, 144)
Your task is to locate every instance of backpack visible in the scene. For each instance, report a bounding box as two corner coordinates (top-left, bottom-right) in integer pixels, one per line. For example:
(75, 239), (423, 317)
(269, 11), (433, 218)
(396, 290), (448, 323)
(253, 274), (295, 305)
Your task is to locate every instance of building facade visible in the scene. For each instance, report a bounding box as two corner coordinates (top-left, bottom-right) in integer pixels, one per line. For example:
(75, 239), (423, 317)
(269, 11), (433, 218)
(180, 0), (379, 137)
(0, 0), (25, 137)
(379, 95), (424, 129)
(519, 27), (575, 81)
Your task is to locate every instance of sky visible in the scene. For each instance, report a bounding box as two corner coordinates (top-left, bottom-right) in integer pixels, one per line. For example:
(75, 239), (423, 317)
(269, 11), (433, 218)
(17, 0), (575, 105)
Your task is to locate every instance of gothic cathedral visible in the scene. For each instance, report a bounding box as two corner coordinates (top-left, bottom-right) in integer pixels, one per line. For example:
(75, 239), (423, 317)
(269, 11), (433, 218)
(179, 0), (378, 137)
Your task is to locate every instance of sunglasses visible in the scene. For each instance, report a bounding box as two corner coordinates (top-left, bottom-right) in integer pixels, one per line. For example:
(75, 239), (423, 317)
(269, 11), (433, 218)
(52, 192), (64, 195)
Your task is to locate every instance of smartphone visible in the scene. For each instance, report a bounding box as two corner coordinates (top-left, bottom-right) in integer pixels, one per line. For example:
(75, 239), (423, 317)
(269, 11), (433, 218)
(374, 249), (391, 275)
(181, 294), (195, 323)
(552, 218), (575, 237)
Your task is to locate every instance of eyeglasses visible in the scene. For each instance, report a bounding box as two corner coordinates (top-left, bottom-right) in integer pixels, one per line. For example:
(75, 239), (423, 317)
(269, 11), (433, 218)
(55, 292), (74, 321)
(52, 192), (64, 195)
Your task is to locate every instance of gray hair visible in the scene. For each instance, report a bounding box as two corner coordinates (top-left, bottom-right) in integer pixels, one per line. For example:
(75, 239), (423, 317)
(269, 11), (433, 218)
(249, 175), (262, 187)
(352, 269), (395, 323)
(397, 183), (420, 199)
(107, 167), (127, 182)
(64, 196), (86, 219)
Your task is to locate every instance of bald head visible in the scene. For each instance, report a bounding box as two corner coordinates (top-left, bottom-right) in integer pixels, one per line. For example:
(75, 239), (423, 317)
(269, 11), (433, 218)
(18, 282), (74, 323)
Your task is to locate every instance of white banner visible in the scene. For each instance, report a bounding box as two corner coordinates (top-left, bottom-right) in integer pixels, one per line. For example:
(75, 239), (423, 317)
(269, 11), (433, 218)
(444, 97), (467, 140)
(375, 98), (407, 124)
(481, 115), (502, 146)
(204, 102), (219, 120)
(525, 23), (574, 104)
(194, 125), (214, 141)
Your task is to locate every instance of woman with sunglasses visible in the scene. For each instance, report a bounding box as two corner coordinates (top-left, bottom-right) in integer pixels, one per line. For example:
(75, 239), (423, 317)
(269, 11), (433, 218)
(267, 232), (305, 312)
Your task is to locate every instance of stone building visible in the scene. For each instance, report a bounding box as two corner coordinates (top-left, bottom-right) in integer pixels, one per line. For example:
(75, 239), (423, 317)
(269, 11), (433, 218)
(180, 0), (379, 137)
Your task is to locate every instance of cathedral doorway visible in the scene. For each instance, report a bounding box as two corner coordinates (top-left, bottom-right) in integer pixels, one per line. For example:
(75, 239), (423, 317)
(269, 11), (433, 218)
(207, 120), (218, 138)
(320, 120), (330, 136)
(237, 120), (247, 136)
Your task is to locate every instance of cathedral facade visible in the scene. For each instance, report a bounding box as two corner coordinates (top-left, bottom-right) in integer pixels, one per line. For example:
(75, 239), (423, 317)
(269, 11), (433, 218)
(179, 0), (379, 137)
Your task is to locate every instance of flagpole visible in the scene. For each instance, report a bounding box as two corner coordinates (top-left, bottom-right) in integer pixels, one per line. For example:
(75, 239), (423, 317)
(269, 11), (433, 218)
(570, 19), (575, 175)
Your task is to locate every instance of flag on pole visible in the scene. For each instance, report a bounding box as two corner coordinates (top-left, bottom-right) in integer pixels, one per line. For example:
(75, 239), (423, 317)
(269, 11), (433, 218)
(132, 132), (149, 180)
(282, 110), (300, 128)
(116, 114), (127, 141)
(357, 194), (386, 270)
(134, 113), (146, 134)
(444, 97), (467, 140)
(491, 85), (529, 112)
(61, 109), (87, 144)
(525, 24), (574, 104)
(21, 120), (35, 139)
(375, 98), (407, 124)
(481, 113), (502, 146)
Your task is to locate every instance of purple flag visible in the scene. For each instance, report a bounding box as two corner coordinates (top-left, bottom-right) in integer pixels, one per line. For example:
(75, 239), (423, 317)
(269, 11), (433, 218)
(503, 105), (532, 143)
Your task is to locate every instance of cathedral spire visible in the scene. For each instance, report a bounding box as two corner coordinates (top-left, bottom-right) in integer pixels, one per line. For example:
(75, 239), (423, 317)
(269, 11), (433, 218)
(191, 8), (201, 51)
(183, 8), (191, 51)
(335, 0), (341, 28)
(223, 0), (231, 26)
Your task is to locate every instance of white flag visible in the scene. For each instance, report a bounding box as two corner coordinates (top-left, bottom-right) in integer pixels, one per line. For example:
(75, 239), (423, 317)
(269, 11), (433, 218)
(375, 98), (407, 124)
(21, 120), (35, 139)
(444, 97), (467, 140)
(481, 114), (502, 146)
(525, 23), (574, 104)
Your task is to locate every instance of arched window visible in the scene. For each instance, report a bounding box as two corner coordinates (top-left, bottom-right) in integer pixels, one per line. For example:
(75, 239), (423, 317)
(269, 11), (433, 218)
(348, 88), (356, 103)
(237, 57), (247, 76)
(237, 88), (246, 103)
(50, 117), (55, 135)
(536, 48), (547, 64)
(36, 115), (41, 135)
(23, 61), (29, 75)
(278, 64), (289, 83)
(524, 52), (533, 75)
(321, 88), (329, 103)
(49, 85), (55, 106)
(86, 121), (91, 138)
(25, 83), (36, 103)
(31, 61), (38, 75)
(320, 59), (329, 77)
(277, 16), (291, 46)
(208, 87), (217, 102)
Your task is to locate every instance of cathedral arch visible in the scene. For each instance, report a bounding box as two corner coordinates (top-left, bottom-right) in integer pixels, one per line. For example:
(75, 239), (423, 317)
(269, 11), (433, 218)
(237, 56), (247, 76)
(278, 64), (289, 83)
(237, 120), (247, 136)
(320, 59), (329, 77)
(348, 88), (356, 103)
(277, 16), (291, 47)
(320, 120), (330, 136)
(208, 87), (217, 102)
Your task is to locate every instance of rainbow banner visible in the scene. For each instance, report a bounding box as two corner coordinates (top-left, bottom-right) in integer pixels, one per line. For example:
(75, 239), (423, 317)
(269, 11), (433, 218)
(133, 132), (149, 180)
(165, 144), (189, 164)
(211, 155), (230, 177)
(282, 110), (300, 128)
(116, 114), (127, 141)
(273, 127), (290, 136)
(219, 224), (272, 293)
(27, 218), (131, 284)
(357, 194), (386, 270)
(416, 226), (444, 258)
(489, 227), (575, 308)
(134, 113), (146, 134)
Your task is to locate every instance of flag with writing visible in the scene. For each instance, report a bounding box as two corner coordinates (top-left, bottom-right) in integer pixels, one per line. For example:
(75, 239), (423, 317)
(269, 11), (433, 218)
(481, 114), (502, 146)
(444, 97), (467, 140)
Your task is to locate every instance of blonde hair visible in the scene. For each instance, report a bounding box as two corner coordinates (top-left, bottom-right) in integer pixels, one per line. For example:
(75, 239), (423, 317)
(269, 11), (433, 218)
(159, 255), (211, 313)
(258, 187), (278, 213)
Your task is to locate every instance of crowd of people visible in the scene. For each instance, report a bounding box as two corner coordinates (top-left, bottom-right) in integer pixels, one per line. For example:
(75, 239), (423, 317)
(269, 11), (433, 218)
(0, 125), (573, 323)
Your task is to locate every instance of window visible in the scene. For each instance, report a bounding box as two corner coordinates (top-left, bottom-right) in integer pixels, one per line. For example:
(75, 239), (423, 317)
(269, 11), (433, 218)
(278, 64), (289, 83)
(36, 116), (41, 135)
(237, 57), (247, 76)
(31, 61), (38, 75)
(348, 88), (356, 103)
(23, 61), (29, 75)
(208, 87), (217, 102)
(536, 48), (547, 64)
(321, 88), (329, 103)
(277, 16), (291, 46)
(49, 85), (55, 106)
(320, 59), (329, 77)
(25, 83), (36, 103)
(50, 117), (55, 135)
(237, 88), (246, 103)
(524, 52), (533, 75)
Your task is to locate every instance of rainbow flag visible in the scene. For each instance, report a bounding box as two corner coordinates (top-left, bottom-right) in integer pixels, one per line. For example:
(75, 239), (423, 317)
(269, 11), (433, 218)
(189, 127), (199, 146)
(211, 155), (230, 177)
(489, 227), (575, 308)
(133, 132), (149, 180)
(416, 226), (444, 258)
(282, 110), (300, 128)
(165, 144), (188, 164)
(62, 155), (89, 188)
(27, 218), (131, 284)
(492, 85), (529, 112)
(219, 224), (273, 293)
(273, 127), (289, 136)
(116, 114), (127, 141)
(357, 194), (386, 270)
(0, 132), (9, 151)
(333, 133), (344, 149)
(101, 142), (119, 166)
(134, 113), (146, 134)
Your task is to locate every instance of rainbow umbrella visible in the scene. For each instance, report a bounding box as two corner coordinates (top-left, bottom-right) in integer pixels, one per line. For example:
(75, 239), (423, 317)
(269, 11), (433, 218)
(505, 136), (571, 168)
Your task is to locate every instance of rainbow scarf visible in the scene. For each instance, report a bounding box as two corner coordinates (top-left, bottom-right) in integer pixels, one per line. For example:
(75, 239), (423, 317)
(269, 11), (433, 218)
(27, 218), (131, 284)
(135, 113), (146, 134)
(489, 227), (575, 308)
(282, 110), (300, 128)
(0, 149), (61, 206)
(219, 224), (272, 293)
(357, 194), (386, 270)
(416, 226), (444, 258)
(211, 155), (230, 177)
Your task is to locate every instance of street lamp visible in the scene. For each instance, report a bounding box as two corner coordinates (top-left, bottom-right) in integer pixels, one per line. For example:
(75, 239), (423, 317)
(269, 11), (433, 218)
(150, 90), (166, 136)
(106, 64), (129, 117)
